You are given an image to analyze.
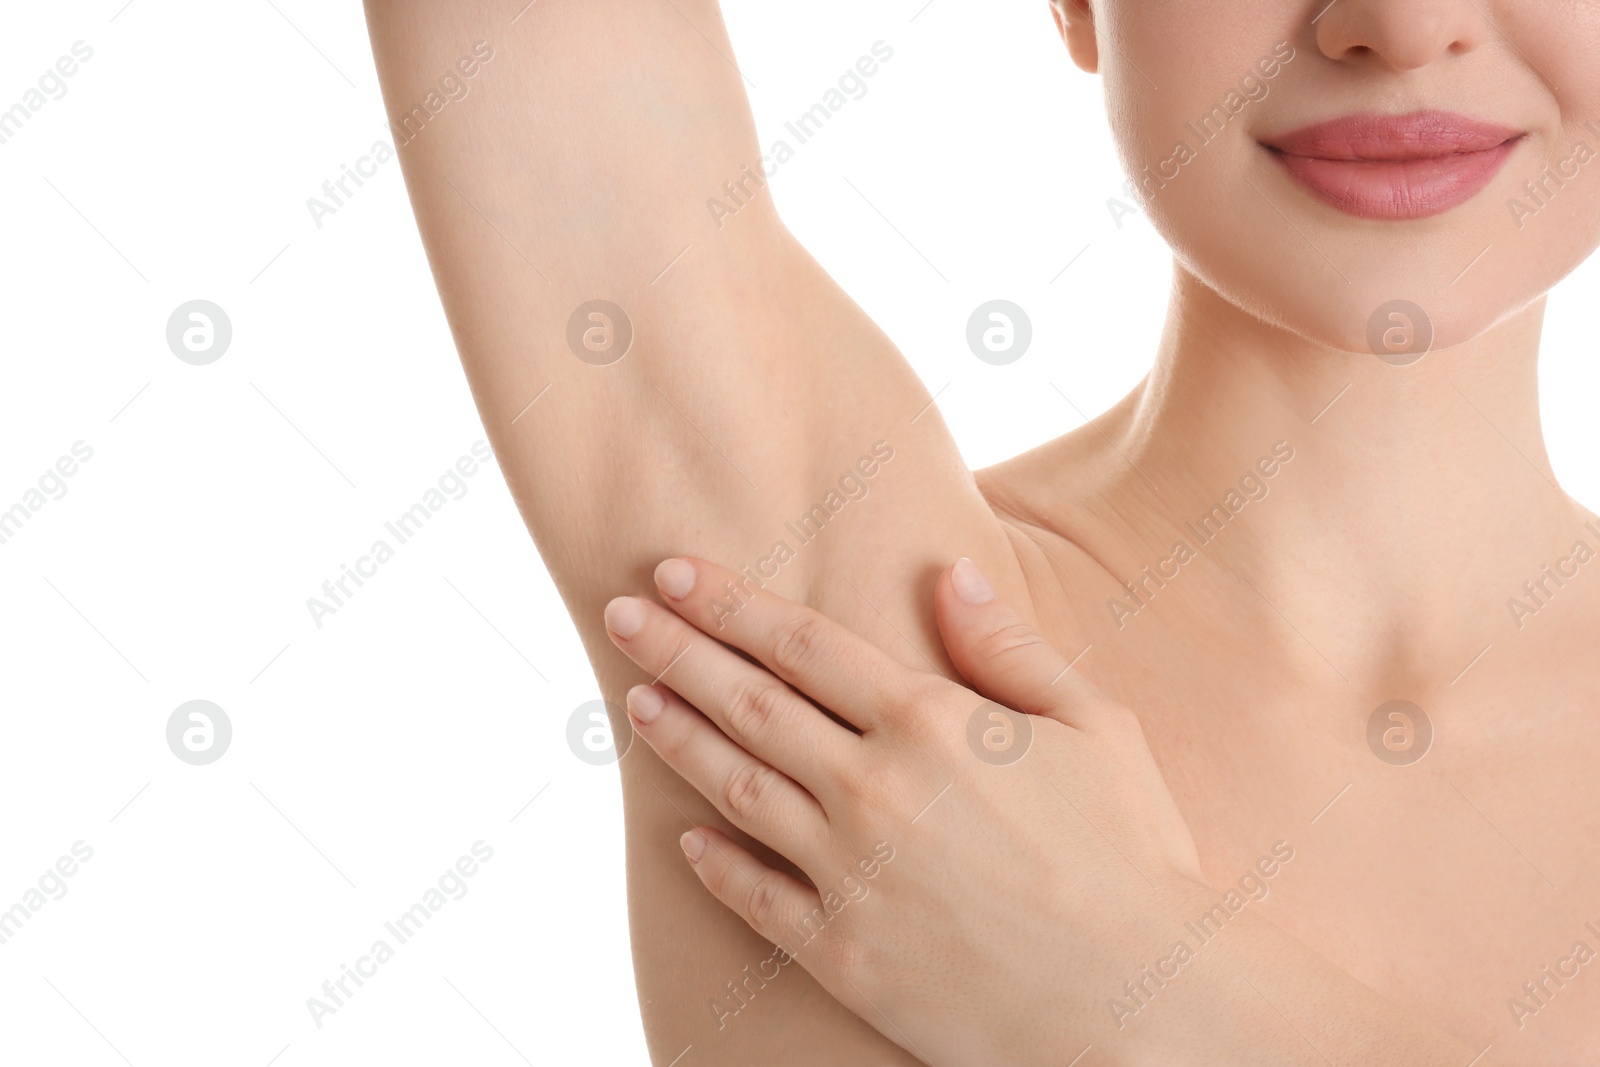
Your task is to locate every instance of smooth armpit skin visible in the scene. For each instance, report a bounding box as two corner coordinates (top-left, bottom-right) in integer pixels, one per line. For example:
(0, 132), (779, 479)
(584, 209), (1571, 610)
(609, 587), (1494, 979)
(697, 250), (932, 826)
(362, 2), (1028, 1063)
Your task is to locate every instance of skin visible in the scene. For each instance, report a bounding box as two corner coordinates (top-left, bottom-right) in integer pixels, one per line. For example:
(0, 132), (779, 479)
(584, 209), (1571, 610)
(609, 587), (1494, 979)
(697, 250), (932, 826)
(605, 556), (1511, 1065)
(361, 0), (1600, 1063)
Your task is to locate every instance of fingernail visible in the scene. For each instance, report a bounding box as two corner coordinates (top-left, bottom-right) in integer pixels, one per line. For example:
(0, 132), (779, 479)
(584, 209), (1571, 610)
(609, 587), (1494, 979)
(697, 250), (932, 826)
(952, 557), (996, 604)
(655, 558), (697, 600)
(604, 596), (645, 639)
(680, 829), (707, 862)
(627, 684), (664, 725)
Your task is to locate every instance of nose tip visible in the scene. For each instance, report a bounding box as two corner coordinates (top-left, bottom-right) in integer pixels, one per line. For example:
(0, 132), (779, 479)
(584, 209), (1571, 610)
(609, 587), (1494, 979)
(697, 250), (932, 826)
(1314, 0), (1488, 71)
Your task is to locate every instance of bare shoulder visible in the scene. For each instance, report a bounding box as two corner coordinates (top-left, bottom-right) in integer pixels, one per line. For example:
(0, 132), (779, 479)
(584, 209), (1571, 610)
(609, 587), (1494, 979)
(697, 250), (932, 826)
(971, 420), (1132, 645)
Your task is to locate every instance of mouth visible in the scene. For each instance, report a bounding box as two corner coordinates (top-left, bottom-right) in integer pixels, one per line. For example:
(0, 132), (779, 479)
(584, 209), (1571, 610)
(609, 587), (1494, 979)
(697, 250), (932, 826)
(1259, 109), (1525, 221)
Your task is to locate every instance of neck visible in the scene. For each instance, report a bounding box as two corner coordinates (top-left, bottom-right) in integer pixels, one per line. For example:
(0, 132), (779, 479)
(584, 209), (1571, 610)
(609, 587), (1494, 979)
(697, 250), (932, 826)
(1099, 265), (1590, 689)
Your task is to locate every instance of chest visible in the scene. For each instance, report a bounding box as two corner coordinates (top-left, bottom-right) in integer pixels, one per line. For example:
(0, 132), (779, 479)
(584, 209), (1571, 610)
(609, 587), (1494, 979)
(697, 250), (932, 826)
(1085, 635), (1600, 1064)
(991, 484), (1600, 1062)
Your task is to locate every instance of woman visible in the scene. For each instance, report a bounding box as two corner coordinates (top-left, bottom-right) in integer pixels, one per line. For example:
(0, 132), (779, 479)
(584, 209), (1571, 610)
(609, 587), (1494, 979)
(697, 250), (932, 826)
(364, 0), (1600, 1062)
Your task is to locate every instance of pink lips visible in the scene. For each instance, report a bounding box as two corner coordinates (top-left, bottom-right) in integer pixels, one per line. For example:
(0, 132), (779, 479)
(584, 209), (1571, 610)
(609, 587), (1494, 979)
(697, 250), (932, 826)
(1260, 110), (1524, 220)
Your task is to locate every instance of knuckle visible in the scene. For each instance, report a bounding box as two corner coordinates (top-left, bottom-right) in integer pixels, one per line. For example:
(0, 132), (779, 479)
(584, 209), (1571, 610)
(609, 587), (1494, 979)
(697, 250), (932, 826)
(745, 871), (783, 930)
(769, 611), (828, 677)
(835, 762), (880, 805)
(652, 715), (690, 761)
(837, 762), (905, 817)
(657, 632), (696, 678)
(917, 675), (964, 716)
(828, 933), (874, 988)
(1095, 701), (1146, 740)
(704, 849), (737, 898)
(887, 677), (959, 740)
(724, 759), (774, 819)
(974, 618), (1049, 661)
(890, 705), (944, 752)
(725, 678), (785, 743)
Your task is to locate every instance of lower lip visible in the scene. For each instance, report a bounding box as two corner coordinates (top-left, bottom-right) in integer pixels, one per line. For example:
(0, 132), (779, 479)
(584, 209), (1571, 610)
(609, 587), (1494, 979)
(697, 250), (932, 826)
(1266, 139), (1521, 221)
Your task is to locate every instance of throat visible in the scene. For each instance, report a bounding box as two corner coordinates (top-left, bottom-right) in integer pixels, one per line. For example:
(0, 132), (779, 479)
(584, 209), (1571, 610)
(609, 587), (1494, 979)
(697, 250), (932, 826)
(1071, 269), (1592, 691)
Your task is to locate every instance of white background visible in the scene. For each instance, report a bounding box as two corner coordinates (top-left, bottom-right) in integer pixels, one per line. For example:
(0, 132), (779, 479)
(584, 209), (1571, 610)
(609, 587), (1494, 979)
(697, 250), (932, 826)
(3, 2), (1599, 1065)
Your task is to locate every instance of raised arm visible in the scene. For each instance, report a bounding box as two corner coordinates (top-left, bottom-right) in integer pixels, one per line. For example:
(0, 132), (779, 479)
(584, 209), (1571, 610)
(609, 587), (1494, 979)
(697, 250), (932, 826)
(361, 2), (1027, 1061)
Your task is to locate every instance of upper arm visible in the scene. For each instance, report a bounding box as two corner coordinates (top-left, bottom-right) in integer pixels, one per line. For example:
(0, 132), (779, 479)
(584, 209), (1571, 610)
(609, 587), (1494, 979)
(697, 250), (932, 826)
(364, 3), (1028, 1061)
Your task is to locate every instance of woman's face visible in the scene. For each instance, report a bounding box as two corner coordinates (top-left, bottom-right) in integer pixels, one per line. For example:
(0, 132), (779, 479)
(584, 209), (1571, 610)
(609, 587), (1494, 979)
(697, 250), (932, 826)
(1064, 0), (1600, 355)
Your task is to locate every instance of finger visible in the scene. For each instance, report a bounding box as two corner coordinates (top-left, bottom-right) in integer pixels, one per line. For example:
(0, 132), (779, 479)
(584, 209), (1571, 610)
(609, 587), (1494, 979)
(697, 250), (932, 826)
(626, 684), (828, 863)
(605, 594), (858, 791)
(679, 825), (826, 963)
(652, 556), (923, 731)
(935, 557), (1104, 729)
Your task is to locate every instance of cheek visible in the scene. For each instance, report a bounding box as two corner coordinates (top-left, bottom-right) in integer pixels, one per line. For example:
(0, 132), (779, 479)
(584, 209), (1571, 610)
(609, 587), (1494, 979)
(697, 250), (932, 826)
(1512, 2), (1600, 114)
(1100, 3), (1287, 180)
(1097, 1), (1600, 353)
(1490, 16), (1600, 312)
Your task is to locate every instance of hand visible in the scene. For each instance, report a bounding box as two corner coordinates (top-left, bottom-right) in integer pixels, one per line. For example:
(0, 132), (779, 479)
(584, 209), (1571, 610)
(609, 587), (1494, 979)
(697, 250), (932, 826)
(603, 555), (1205, 1066)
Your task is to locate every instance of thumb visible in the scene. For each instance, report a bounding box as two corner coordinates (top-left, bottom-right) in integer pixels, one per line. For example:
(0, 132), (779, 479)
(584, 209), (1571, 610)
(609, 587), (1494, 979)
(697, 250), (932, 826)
(936, 557), (1100, 728)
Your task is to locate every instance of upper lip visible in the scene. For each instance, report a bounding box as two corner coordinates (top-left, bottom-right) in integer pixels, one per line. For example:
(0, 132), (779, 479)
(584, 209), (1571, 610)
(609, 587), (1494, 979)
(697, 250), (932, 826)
(1259, 109), (1524, 161)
